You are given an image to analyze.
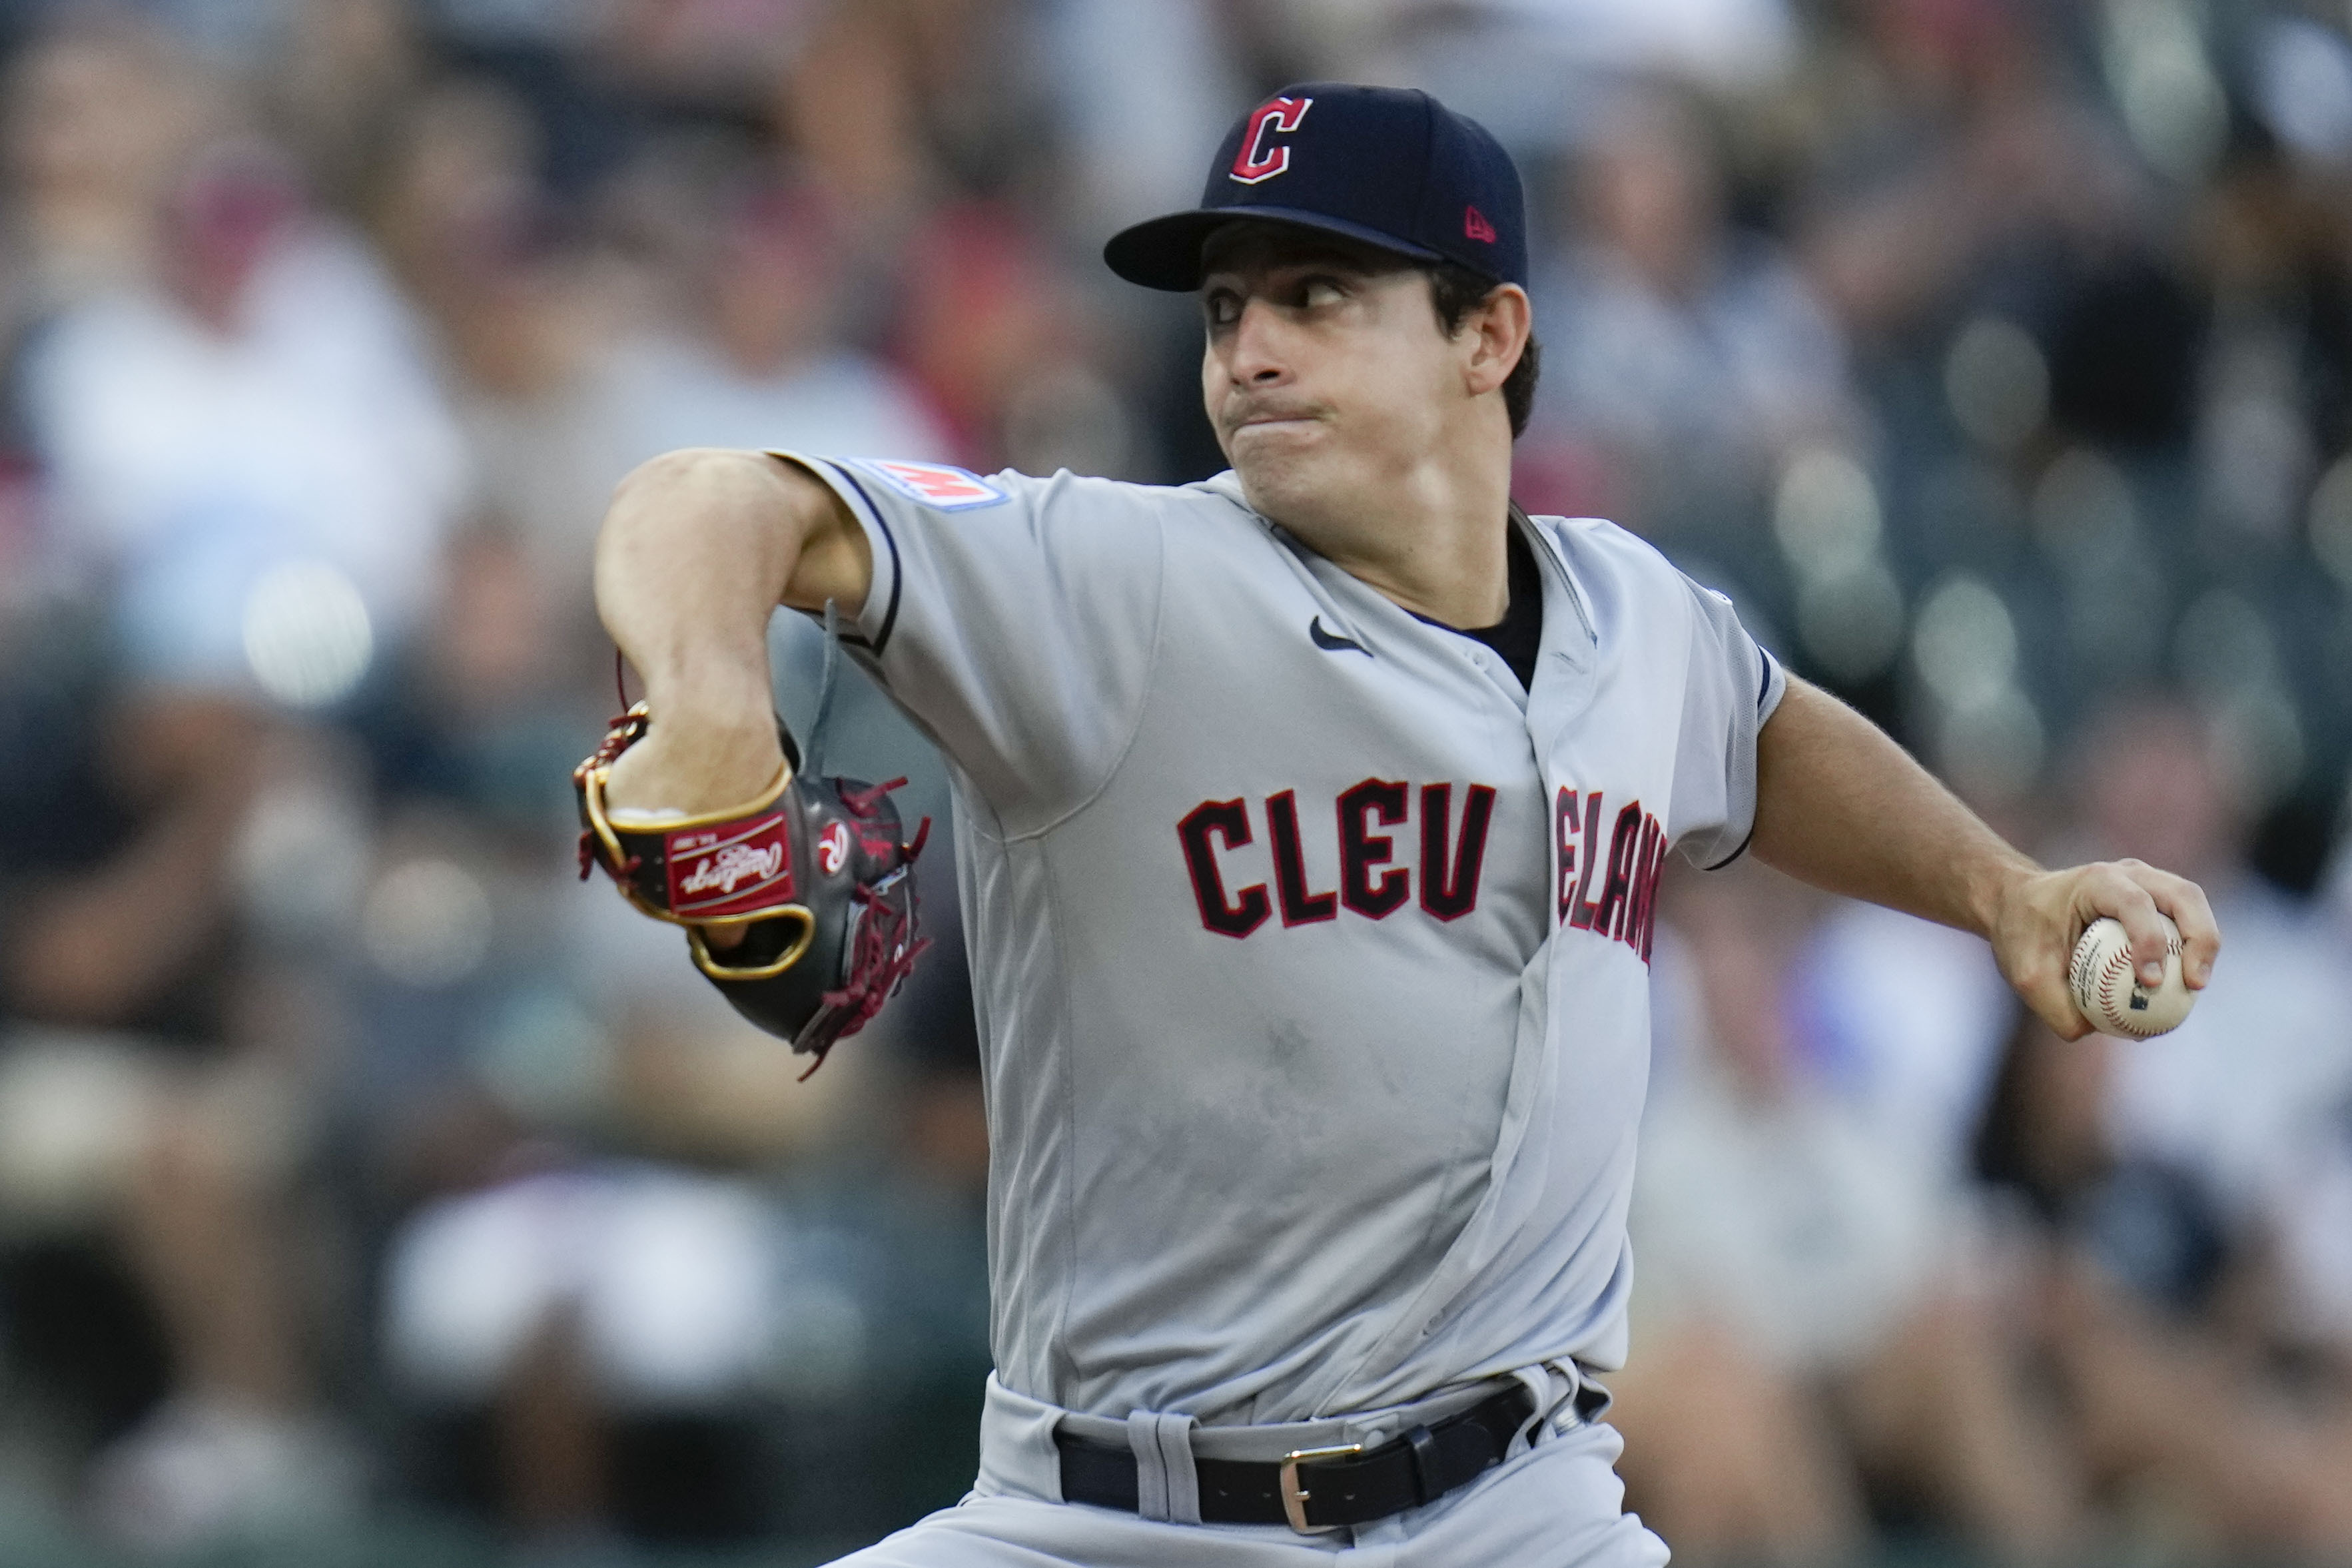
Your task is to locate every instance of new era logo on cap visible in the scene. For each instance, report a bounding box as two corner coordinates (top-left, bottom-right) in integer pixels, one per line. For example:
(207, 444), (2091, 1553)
(1103, 83), (1527, 293)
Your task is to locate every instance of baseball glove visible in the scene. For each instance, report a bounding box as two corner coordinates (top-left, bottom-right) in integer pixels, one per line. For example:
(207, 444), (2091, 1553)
(573, 703), (930, 1072)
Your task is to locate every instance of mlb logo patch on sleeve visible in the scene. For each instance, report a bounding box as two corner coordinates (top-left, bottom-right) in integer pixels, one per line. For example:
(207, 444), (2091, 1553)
(855, 460), (1010, 511)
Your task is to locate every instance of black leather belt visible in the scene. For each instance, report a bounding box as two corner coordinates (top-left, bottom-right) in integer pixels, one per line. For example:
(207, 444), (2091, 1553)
(1056, 1381), (1541, 1533)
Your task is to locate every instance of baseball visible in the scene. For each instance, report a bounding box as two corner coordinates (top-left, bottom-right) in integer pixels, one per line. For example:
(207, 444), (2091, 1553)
(2068, 915), (2193, 1037)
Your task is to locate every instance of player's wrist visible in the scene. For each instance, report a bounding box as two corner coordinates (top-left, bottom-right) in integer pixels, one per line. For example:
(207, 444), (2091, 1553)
(1966, 851), (2044, 943)
(637, 661), (775, 733)
(599, 674), (783, 817)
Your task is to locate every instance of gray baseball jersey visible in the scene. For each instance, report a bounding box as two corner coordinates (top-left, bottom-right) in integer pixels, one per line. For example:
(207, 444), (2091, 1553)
(777, 454), (1782, 1427)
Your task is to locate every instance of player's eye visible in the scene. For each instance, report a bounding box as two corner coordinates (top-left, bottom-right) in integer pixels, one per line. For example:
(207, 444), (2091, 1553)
(1298, 275), (1348, 309)
(1203, 288), (1242, 328)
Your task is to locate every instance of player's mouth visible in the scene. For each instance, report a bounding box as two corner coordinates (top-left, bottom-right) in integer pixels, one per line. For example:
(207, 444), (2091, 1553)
(1226, 405), (1324, 440)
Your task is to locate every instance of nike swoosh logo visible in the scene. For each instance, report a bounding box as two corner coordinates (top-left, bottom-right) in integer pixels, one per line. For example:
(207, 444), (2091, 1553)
(1309, 617), (1370, 655)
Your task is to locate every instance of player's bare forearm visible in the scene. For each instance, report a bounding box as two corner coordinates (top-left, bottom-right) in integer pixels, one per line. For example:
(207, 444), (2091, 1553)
(592, 448), (871, 815)
(1749, 677), (2030, 937)
(1749, 677), (2220, 1038)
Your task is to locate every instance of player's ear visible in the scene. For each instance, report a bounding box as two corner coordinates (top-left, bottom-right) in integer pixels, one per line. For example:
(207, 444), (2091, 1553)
(1460, 284), (1531, 398)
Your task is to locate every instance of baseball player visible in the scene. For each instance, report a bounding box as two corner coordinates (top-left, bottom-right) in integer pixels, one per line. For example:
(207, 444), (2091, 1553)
(583, 84), (2221, 1566)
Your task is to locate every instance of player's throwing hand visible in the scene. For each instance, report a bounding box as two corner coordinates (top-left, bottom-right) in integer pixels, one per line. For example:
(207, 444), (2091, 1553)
(1986, 858), (2219, 1040)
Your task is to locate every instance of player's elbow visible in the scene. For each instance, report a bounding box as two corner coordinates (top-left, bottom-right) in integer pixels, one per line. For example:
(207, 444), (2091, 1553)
(611, 446), (768, 509)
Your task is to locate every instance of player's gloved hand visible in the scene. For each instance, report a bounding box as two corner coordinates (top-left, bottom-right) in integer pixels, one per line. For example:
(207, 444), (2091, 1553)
(573, 701), (931, 1072)
(1987, 859), (2219, 1040)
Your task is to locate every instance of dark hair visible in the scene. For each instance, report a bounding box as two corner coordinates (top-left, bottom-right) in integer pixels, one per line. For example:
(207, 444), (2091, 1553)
(1427, 262), (1540, 439)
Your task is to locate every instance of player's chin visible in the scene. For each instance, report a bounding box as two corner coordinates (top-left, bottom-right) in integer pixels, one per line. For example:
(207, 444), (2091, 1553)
(1232, 462), (1317, 524)
(1226, 420), (1324, 474)
(1228, 435), (1336, 506)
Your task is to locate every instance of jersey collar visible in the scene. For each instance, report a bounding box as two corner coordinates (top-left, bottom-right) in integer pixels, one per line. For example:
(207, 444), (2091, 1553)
(1196, 470), (1595, 657)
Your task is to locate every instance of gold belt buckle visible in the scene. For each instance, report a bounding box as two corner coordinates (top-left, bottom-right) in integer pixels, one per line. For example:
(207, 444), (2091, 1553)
(1276, 1442), (1363, 1534)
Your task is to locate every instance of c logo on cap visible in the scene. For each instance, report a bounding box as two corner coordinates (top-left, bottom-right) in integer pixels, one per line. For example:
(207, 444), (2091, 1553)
(1230, 96), (1313, 185)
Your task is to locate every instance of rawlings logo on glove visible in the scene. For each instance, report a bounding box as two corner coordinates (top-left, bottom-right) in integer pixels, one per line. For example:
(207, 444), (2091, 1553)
(573, 702), (931, 1072)
(674, 829), (791, 905)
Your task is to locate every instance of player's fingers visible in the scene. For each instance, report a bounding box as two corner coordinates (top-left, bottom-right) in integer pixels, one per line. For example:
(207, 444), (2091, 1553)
(2122, 863), (2221, 989)
(2077, 863), (2170, 987)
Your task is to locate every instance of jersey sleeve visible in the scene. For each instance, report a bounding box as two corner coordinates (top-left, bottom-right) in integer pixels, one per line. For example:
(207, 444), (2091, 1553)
(773, 454), (1164, 833)
(1669, 574), (1786, 869)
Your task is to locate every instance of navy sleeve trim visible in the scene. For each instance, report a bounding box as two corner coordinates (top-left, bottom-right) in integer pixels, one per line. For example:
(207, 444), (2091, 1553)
(1708, 649), (1777, 867)
(826, 461), (904, 657)
(1703, 822), (1758, 872)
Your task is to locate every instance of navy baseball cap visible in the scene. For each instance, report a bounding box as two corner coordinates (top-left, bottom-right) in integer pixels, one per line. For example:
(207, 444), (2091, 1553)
(1104, 83), (1527, 292)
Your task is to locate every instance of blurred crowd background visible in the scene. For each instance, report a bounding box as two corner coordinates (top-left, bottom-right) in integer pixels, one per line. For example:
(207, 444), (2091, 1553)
(0, 0), (2349, 1564)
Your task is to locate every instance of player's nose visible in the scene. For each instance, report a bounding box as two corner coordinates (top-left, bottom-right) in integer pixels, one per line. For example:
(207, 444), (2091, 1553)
(1223, 297), (1292, 386)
